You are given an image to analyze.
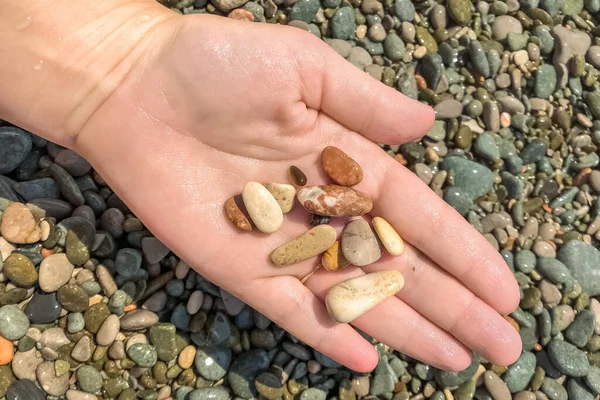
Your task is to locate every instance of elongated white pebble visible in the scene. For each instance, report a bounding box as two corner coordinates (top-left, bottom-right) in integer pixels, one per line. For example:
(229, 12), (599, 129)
(325, 270), (404, 323)
(242, 182), (283, 233)
(372, 217), (405, 256)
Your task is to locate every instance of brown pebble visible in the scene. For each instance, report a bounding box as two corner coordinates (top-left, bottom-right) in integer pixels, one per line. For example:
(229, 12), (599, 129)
(297, 185), (372, 217)
(228, 8), (255, 21)
(321, 146), (363, 186)
(288, 166), (307, 186)
(224, 195), (252, 232)
(321, 241), (350, 272)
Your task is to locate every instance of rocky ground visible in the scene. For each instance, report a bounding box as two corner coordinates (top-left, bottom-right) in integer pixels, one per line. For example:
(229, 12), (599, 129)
(1, 0), (600, 398)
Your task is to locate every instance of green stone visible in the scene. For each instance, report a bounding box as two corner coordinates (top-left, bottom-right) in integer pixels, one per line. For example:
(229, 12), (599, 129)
(415, 27), (438, 52)
(57, 284), (89, 312)
(565, 309), (596, 348)
(434, 355), (479, 387)
(586, 91), (600, 119)
(77, 365), (103, 393)
(535, 64), (557, 99)
(118, 388), (137, 400)
(289, 0), (320, 22)
(548, 339), (589, 377)
(455, 126), (473, 149)
(447, 0), (472, 25)
(105, 377), (130, 398)
(0, 365), (15, 397)
(562, 0), (584, 14)
(0, 287), (28, 306)
(149, 323), (178, 362)
(331, 7), (355, 40)
(83, 303), (110, 334)
(3, 253), (37, 287)
(504, 352), (536, 392)
(54, 360), (70, 377)
(255, 372), (284, 400)
(65, 222), (95, 265)
(0, 305), (29, 340)
(127, 343), (158, 368)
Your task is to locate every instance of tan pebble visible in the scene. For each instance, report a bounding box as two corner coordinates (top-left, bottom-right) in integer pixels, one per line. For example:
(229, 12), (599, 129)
(39, 253), (74, 292)
(187, 290), (204, 314)
(157, 386), (172, 400)
(341, 219), (382, 267)
(473, 364), (486, 386)
(71, 336), (92, 362)
(66, 390), (98, 400)
(108, 341), (126, 360)
(96, 264), (117, 297)
(178, 346), (196, 369)
(356, 25), (367, 39)
(228, 8), (254, 21)
(270, 225), (337, 267)
(36, 361), (69, 396)
(325, 270), (404, 323)
(96, 314), (120, 346)
(0, 238), (15, 261)
(321, 241), (350, 272)
(372, 217), (405, 256)
(175, 260), (190, 279)
(264, 183), (296, 213)
(40, 327), (70, 350)
(0, 202), (41, 244)
(483, 370), (511, 400)
(413, 46), (428, 58)
(12, 348), (42, 380)
(224, 196), (252, 232)
(120, 309), (159, 330)
(321, 146), (363, 187)
(125, 333), (148, 350)
(297, 185), (372, 217)
(242, 182), (283, 233)
(40, 220), (51, 241)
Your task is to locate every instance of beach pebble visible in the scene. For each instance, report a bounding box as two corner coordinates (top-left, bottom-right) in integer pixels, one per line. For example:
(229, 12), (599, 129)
(0, 202), (41, 244)
(11, 349), (41, 380)
(372, 216), (405, 256)
(270, 225), (337, 266)
(326, 270), (404, 323)
(141, 237), (170, 264)
(288, 166), (307, 186)
(39, 253), (74, 292)
(0, 305), (29, 340)
(36, 361), (69, 396)
(297, 185), (372, 216)
(195, 346), (232, 380)
(6, 378), (45, 400)
(96, 314), (120, 346)
(225, 196), (252, 231)
(242, 182), (284, 233)
(321, 146), (363, 187)
(341, 219), (382, 267)
(547, 339), (589, 377)
(2, 253), (37, 287)
(322, 240), (350, 272)
(120, 309), (159, 330)
(0, 127), (32, 174)
(220, 288), (246, 316)
(264, 182), (296, 213)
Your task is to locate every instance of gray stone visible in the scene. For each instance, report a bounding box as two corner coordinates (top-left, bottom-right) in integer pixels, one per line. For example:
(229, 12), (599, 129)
(565, 309), (595, 348)
(504, 352), (536, 393)
(474, 133), (500, 162)
(6, 379), (45, 400)
(0, 305), (29, 340)
(535, 64), (557, 99)
(434, 355), (479, 387)
(547, 339), (589, 377)
(0, 127), (32, 174)
(331, 7), (355, 40)
(195, 346), (232, 380)
(394, 0), (415, 21)
(557, 241), (600, 296)
(77, 365), (103, 393)
(24, 291), (61, 324)
(541, 377), (568, 400)
(584, 366), (600, 395)
(568, 379), (594, 400)
(228, 349), (270, 399)
(188, 387), (229, 400)
(12, 178), (60, 201)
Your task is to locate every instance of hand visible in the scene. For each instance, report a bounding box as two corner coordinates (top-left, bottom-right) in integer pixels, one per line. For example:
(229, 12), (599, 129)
(73, 9), (521, 372)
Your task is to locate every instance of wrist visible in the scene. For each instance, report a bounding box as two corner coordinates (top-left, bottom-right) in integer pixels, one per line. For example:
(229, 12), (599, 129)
(0, 0), (182, 148)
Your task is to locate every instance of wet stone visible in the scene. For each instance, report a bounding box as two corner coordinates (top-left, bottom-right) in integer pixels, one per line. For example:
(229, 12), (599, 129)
(127, 343), (157, 367)
(565, 309), (595, 347)
(289, 166), (307, 186)
(0, 202), (41, 245)
(24, 291), (61, 324)
(0, 305), (29, 340)
(228, 349), (270, 399)
(504, 352), (536, 392)
(6, 379), (45, 400)
(557, 241), (600, 296)
(77, 365), (103, 393)
(57, 284), (89, 312)
(547, 339), (589, 377)
(36, 361), (69, 396)
(12, 178), (60, 201)
(115, 248), (142, 278)
(3, 253), (37, 287)
(84, 303), (110, 334)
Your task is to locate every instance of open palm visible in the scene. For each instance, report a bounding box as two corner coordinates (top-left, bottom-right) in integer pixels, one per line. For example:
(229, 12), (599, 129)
(73, 11), (521, 372)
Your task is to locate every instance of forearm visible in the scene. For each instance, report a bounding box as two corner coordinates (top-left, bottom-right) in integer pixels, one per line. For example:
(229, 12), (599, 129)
(0, 0), (176, 147)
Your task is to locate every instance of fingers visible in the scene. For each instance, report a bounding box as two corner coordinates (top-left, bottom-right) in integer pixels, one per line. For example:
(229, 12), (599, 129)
(247, 275), (379, 372)
(292, 32), (435, 145)
(305, 266), (473, 371)
(372, 155), (520, 316)
(363, 246), (522, 366)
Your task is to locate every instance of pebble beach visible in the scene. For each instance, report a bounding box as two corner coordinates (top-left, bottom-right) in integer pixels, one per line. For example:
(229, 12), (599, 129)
(2, 0), (600, 398)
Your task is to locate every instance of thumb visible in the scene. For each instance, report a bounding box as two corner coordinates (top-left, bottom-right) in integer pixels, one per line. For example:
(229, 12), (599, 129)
(296, 34), (435, 145)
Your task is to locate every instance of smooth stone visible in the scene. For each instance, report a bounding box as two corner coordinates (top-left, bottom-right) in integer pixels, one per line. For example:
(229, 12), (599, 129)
(220, 288), (245, 316)
(331, 7), (355, 40)
(39, 253), (74, 292)
(297, 185), (372, 217)
(441, 156), (494, 200)
(84, 303), (110, 334)
(551, 305), (575, 334)
(195, 346), (232, 380)
(64, 219), (96, 265)
(565, 309), (595, 347)
(394, 0), (415, 21)
(484, 371), (511, 400)
(188, 387), (229, 400)
(12, 178), (60, 201)
(67, 312), (85, 333)
(492, 16), (522, 41)
(0, 127), (32, 174)
(536, 257), (572, 286)
(57, 284), (89, 312)
(115, 248), (142, 278)
(3, 253), (37, 287)
(149, 323), (177, 361)
(372, 216), (404, 256)
(36, 361), (69, 396)
(547, 339), (589, 376)
(321, 146), (363, 187)
(288, 166), (307, 186)
(289, 0), (319, 22)
(541, 378), (567, 400)
(71, 336), (92, 362)
(326, 270), (404, 323)
(255, 372), (283, 400)
(568, 379), (594, 400)
(224, 196), (252, 232)
(552, 25), (591, 66)
(120, 309), (159, 330)
(228, 349), (270, 399)
(474, 132), (500, 162)
(27, 199), (72, 220)
(326, 39), (352, 58)
(270, 225), (337, 266)
(210, 0), (250, 11)
(96, 264), (117, 297)
(469, 41), (490, 77)
(0, 203), (41, 244)
(54, 149), (91, 177)
(77, 365), (103, 393)
(264, 183), (296, 214)
(341, 219), (382, 267)
(39, 327), (70, 349)
(557, 241), (600, 296)
(504, 352), (536, 393)
(127, 343), (157, 367)
(141, 237), (170, 264)
(584, 366), (600, 394)
(24, 291), (61, 324)
(242, 182), (283, 233)
(66, 390), (98, 400)
(300, 388), (326, 400)
(11, 349), (42, 380)
(535, 64), (557, 99)
(96, 314), (120, 346)
(434, 99), (463, 119)
(347, 47), (373, 70)
(6, 379), (45, 400)
(383, 33), (405, 62)
(434, 355), (479, 387)
(0, 305), (29, 340)
(99, 208), (125, 238)
(49, 164), (84, 206)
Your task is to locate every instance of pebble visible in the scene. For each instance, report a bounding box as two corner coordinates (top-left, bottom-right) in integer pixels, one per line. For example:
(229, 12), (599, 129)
(141, 237), (170, 264)
(120, 309), (159, 330)
(255, 372), (284, 399)
(24, 291), (61, 324)
(535, 64), (557, 99)
(220, 288), (245, 316)
(372, 216), (404, 256)
(77, 365), (103, 393)
(3, 253), (37, 287)
(0, 127), (32, 174)
(49, 164), (84, 206)
(0, 202), (41, 244)
(288, 166), (307, 186)
(552, 25), (591, 65)
(36, 361), (69, 396)
(492, 16), (523, 41)
(96, 314), (120, 346)
(565, 309), (595, 347)
(127, 343), (157, 367)
(297, 185), (372, 217)
(321, 146), (363, 187)
(57, 284), (89, 312)
(321, 240), (350, 272)
(271, 225), (336, 266)
(11, 349), (41, 380)
(0, 305), (29, 340)
(64, 219), (95, 265)
(12, 178), (60, 201)
(264, 183), (296, 213)
(434, 99), (463, 119)
(341, 219), (382, 266)
(326, 270), (404, 323)
(228, 348), (270, 398)
(6, 379), (45, 400)
(225, 196), (252, 231)
(584, 366), (600, 395)
(242, 182), (284, 233)
(66, 390), (98, 400)
(547, 339), (589, 377)
(504, 351), (536, 393)
(557, 241), (600, 296)
(188, 387), (229, 400)
(38, 253), (74, 292)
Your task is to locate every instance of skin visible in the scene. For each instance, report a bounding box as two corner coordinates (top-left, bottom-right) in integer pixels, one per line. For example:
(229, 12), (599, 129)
(0, 0), (522, 372)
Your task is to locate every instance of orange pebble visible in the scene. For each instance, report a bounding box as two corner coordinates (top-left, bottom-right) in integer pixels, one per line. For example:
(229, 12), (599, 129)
(228, 9), (254, 21)
(574, 167), (592, 187)
(124, 304), (137, 312)
(394, 154), (407, 165)
(89, 294), (103, 306)
(534, 343), (542, 351)
(543, 204), (552, 213)
(0, 336), (14, 365)
(415, 74), (427, 89)
(500, 112), (511, 127)
(504, 315), (520, 333)
(505, 236), (515, 251)
(41, 248), (54, 258)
